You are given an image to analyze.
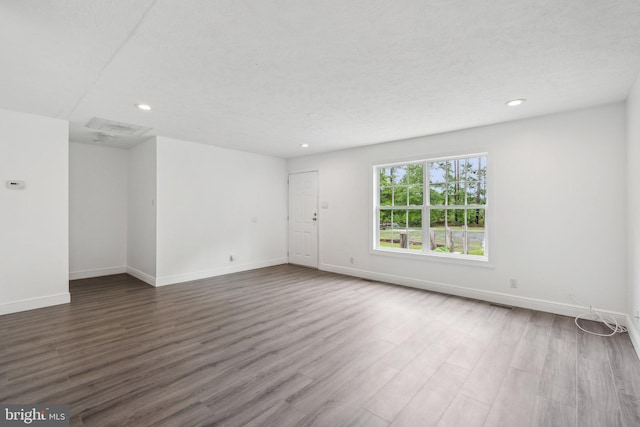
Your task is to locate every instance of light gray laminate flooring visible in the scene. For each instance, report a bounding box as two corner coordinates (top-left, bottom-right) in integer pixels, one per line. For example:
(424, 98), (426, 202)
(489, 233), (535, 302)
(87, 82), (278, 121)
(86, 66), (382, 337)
(1, 265), (639, 426)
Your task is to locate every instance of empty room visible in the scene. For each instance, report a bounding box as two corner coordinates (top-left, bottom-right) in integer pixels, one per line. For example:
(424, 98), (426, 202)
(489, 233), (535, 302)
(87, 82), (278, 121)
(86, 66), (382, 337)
(2, 1), (640, 426)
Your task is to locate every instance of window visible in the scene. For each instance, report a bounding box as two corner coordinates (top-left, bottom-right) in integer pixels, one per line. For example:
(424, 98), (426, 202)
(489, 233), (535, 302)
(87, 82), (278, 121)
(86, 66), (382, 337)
(374, 154), (487, 260)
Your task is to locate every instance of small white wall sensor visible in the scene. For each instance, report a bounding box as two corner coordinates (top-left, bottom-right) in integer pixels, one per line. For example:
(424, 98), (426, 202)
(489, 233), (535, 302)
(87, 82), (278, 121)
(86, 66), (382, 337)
(6, 180), (25, 190)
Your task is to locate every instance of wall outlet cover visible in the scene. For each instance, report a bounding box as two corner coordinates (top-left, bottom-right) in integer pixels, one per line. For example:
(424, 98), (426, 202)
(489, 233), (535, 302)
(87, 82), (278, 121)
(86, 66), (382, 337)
(6, 180), (25, 190)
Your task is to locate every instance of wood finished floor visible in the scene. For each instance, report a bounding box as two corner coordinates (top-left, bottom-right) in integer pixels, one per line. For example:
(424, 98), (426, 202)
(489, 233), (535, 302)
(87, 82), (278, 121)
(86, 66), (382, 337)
(1, 265), (640, 427)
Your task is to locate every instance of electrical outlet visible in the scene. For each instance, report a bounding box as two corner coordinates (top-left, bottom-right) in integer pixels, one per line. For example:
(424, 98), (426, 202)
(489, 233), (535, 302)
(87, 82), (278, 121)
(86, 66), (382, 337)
(229, 254), (235, 262)
(350, 257), (354, 264)
(510, 279), (517, 289)
(635, 311), (640, 319)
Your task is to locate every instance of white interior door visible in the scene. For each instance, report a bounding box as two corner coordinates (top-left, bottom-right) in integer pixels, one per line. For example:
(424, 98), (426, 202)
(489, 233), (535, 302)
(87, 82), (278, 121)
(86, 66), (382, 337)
(288, 171), (318, 268)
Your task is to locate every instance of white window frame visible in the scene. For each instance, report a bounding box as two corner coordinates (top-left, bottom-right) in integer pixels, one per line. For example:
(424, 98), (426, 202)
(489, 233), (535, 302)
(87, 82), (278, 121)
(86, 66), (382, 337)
(372, 152), (489, 263)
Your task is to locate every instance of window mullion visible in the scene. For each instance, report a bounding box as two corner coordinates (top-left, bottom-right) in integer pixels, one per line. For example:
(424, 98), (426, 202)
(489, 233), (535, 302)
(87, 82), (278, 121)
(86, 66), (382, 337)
(424, 161), (429, 253)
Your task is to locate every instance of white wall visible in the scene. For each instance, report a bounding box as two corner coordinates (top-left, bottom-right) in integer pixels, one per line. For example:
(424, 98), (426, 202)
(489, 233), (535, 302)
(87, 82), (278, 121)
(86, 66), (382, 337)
(288, 103), (627, 317)
(0, 109), (69, 314)
(127, 139), (157, 284)
(69, 143), (128, 279)
(627, 74), (640, 349)
(155, 136), (287, 285)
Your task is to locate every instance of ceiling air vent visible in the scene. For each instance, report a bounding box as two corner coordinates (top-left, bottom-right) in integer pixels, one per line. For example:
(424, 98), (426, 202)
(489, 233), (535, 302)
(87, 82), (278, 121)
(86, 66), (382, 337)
(85, 117), (152, 136)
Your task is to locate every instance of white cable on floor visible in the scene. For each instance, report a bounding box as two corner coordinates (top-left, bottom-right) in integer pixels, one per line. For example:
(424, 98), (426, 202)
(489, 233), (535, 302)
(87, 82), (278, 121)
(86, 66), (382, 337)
(571, 295), (628, 337)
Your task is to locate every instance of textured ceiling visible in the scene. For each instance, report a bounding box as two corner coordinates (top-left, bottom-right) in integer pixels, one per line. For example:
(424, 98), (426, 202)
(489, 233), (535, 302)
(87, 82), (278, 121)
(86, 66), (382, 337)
(2, 0), (640, 158)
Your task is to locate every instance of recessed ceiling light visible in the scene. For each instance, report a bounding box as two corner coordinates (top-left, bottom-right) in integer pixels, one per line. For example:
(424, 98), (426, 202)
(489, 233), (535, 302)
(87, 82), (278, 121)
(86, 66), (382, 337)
(136, 104), (152, 111)
(506, 99), (526, 107)
(300, 144), (309, 148)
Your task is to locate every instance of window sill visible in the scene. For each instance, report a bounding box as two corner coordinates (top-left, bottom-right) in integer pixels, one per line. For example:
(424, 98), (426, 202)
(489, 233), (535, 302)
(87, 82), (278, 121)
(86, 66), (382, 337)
(370, 247), (494, 268)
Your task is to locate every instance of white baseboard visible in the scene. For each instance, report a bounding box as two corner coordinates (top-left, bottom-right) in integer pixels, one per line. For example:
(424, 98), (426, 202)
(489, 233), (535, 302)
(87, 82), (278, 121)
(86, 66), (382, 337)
(320, 263), (628, 326)
(155, 258), (288, 287)
(126, 266), (157, 286)
(69, 266), (127, 280)
(0, 292), (70, 316)
(626, 316), (640, 361)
